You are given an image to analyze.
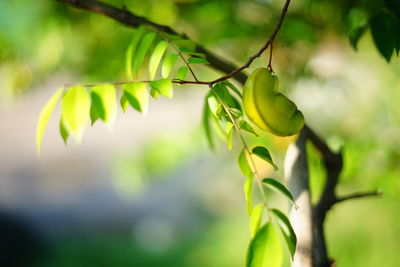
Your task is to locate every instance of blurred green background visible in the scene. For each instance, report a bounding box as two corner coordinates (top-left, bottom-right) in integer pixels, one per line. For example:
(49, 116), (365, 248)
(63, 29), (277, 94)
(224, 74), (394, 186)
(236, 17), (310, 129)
(0, 0), (399, 266)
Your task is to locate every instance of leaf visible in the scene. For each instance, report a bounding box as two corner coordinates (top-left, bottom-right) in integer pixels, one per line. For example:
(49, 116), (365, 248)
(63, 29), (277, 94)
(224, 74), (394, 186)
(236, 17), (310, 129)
(262, 178), (295, 205)
(162, 53), (179, 78)
(349, 24), (367, 50)
(126, 26), (145, 80)
(188, 57), (209, 64)
(384, 0), (400, 19)
(250, 204), (264, 238)
(252, 146), (278, 170)
(225, 121), (233, 149)
(179, 48), (205, 58)
(246, 222), (282, 267)
(202, 99), (214, 150)
(149, 79), (173, 98)
(122, 82), (149, 114)
(214, 83), (241, 110)
(370, 13), (397, 62)
(149, 41), (168, 79)
(120, 93), (129, 112)
(36, 88), (63, 155)
(244, 175), (253, 216)
(173, 39), (196, 52)
(238, 149), (252, 177)
(175, 66), (189, 80)
(61, 86), (91, 143)
(222, 81), (242, 98)
(60, 117), (69, 145)
(271, 209), (297, 259)
(133, 32), (156, 74)
(90, 84), (117, 127)
(229, 108), (242, 119)
(239, 120), (258, 136)
(150, 88), (159, 99)
(207, 95), (221, 118)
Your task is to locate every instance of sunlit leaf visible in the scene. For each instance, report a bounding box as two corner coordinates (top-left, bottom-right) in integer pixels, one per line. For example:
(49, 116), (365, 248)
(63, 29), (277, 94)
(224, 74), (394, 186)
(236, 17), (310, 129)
(244, 175), (253, 216)
(175, 66), (189, 80)
(207, 95), (221, 118)
(149, 41), (168, 79)
(36, 88), (63, 155)
(122, 82), (149, 114)
(179, 48), (206, 58)
(133, 32), (156, 74)
(225, 121), (233, 149)
(246, 222), (282, 267)
(120, 93), (129, 112)
(162, 53), (179, 78)
(240, 120), (258, 136)
(262, 178), (295, 205)
(126, 26), (145, 80)
(214, 83), (241, 110)
(202, 99), (214, 150)
(150, 88), (159, 99)
(61, 86), (91, 143)
(271, 208), (297, 259)
(222, 81), (242, 98)
(250, 204), (264, 238)
(90, 84), (117, 127)
(149, 79), (173, 98)
(252, 146), (278, 170)
(60, 118), (69, 145)
(188, 57), (209, 64)
(239, 149), (252, 177)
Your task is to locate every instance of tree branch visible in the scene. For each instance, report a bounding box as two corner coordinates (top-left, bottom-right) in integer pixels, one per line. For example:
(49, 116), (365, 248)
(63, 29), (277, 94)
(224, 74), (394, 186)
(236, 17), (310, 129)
(335, 190), (382, 204)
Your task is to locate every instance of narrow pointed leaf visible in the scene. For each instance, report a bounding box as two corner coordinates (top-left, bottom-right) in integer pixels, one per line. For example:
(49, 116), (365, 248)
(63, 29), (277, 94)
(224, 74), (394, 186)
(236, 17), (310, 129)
(90, 84), (117, 126)
(162, 53), (179, 78)
(246, 222), (282, 267)
(120, 93), (129, 112)
(60, 118), (69, 145)
(238, 149), (252, 177)
(61, 86), (91, 143)
(240, 120), (258, 136)
(370, 13), (396, 62)
(252, 146), (278, 170)
(188, 57), (209, 64)
(250, 204), (264, 237)
(149, 79), (173, 98)
(150, 88), (159, 99)
(202, 99), (214, 150)
(36, 88), (63, 155)
(175, 66), (189, 80)
(244, 175), (253, 216)
(122, 82), (149, 114)
(262, 178), (295, 205)
(225, 121), (233, 149)
(179, 48), (205, 58)
(126, 26), (145, 79)
(271, 209), (297, 259)
(222, 81), (242, 98)
(133, 32), (156, 74)
(149, 41), (168, 79)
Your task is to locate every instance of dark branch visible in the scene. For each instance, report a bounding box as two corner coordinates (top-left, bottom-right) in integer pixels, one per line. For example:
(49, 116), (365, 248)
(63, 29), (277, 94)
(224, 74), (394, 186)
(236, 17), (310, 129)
(335, 190), (382, 204)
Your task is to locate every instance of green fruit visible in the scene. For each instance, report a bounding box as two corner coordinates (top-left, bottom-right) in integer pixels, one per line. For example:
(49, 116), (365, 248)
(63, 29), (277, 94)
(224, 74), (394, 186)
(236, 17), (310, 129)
(243, 68), (304, 136)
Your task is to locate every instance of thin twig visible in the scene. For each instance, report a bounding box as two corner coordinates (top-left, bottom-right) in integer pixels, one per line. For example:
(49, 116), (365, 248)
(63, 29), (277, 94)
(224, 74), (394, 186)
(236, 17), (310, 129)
(335, 190), (382, 204)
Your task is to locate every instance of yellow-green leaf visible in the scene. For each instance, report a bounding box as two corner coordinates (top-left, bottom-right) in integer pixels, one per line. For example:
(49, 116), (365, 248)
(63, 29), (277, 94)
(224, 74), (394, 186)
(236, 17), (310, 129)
(61, 86), (91, 143)
(239, 149), (252, 177)
(246, 223), (282, 267)
(149, 79), (173, 98)
(60, 117), (69, 145)
(36, 88), (63, 155)
(262, 178), (295, 205)
(271, 208), (297, 259)
(90, 84), (117, 127)
(252, 146), (278, 171)
(244, 175), (253, 216)
(122, 82), (149, 114)
(175, 66), (189, 80)
(126, 26), (145, 80)
(133, 32), (156, 74)
(250, 204), (264, 237)
(225, 121), (233, 149)
(149, 41), (168, 79)
(162, 53), (179, 78)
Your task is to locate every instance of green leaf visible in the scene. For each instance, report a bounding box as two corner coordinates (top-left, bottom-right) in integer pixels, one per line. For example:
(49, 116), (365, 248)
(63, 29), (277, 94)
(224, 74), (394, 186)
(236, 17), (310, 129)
(252, 146), (278, 170)
(90, 84), (117, 127)
(229, 108), (242, 119)
(188, 57), (209, 64)
(179, 48), (205, 58)
(149, 41), (168, 79)
(384, 0), (400, 19)
(222, 81), (242, 98)
(238, 149), (252, 177)
(175, 66), (189, 80)
(133, 32), (156, 74)
(244, 175), (253, 216)
(370, 13), (397, 62)
(120, 93), (129, 112)
(213, 83), (241, 110)
(225, 121), (233, 149)
(61, 86), (91, 143)
(349, 24), (367, 50)
(202, 99), (214, 150)
(150, 88), (159, 99)
(36, 88), (63, 155)
(262, 178), (295, 205)
(271, 209), (297, 259)
(239, 120), (258, 136)
(246, 222), (282, 267)
(122, 82), (149, 114)
(249, 204), (264, 238)
(149, 79), (173, 98)
(126, 26), (145, 80)
(162, 53), (179, 78)
(173, 39), (196, 52)
(60, 117), (69, 145)
(207, 95), (221, 118)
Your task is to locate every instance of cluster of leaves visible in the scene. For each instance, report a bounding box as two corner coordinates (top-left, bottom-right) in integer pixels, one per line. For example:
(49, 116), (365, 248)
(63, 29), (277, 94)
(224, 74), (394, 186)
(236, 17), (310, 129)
(349, 0), (400, 62)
